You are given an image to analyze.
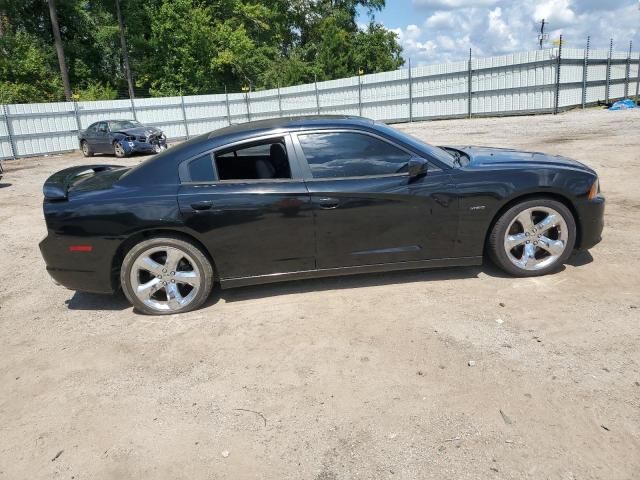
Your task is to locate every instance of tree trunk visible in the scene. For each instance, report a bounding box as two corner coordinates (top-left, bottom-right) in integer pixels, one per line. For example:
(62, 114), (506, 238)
(115, 0), (135, 100)
(0, 10), (8, 37)
(47, 0), (72, 100)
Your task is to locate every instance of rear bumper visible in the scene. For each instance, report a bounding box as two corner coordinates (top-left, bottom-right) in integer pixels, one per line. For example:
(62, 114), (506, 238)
(39, 234), (120, 294)
(575, 196), (605, 250)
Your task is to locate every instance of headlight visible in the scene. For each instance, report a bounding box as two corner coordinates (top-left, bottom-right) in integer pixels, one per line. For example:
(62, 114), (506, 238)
(588, 178), (600, 200)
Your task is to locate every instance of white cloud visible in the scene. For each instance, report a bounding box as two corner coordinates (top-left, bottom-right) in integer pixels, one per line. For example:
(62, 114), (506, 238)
(487, 7), (518, 49)
(387, 0), (640, 65)
(533, 0), (576, 27)
(413, 0), (498, 8)
(425, 11), (458, 28)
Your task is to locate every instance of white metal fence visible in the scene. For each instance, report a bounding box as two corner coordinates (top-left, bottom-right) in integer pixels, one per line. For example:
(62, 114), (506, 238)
(1, 45), (639, 160)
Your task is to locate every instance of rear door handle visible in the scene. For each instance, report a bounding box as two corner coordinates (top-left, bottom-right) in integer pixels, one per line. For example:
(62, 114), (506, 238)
(190, 200), (214, 211)
(315, 197), (340, 210)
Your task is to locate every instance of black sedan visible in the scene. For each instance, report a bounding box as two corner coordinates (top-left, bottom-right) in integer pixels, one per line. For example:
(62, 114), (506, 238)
(40, 116), (604, 315)
(78, 119), (167, 158)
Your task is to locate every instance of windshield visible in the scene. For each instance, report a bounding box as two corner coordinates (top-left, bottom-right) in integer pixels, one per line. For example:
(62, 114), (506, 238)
(109, 120), (142, 130)
(373, 122), (455, 168)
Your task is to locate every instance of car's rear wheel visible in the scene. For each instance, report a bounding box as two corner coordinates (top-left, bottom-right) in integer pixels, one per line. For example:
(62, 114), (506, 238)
(114, 141), (127, 158)
(81, 140), (93, 157)
(488, 198), (576, 277)
(121, 236), (214, 315)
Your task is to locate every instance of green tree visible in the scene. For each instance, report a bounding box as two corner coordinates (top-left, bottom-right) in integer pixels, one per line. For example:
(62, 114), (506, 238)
(0, 0), (404, 102)
(0, 30), (63, 103)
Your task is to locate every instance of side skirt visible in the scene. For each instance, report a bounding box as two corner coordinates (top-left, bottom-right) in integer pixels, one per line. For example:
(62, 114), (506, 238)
(219, 256), (483, 289)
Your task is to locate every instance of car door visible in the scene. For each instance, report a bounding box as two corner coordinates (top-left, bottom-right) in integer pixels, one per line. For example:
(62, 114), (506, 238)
(177, 134), (316, 280)
(291, 129), (458, 269)
(93, 122), (111, 153)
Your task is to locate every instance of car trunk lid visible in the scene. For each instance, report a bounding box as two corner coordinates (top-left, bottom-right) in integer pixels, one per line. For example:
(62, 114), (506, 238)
(43, 164), (127, 201)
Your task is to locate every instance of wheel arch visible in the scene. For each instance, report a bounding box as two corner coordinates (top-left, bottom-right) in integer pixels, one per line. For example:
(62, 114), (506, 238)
(483, 191), (582, 253)
(110, 228), (218, 291)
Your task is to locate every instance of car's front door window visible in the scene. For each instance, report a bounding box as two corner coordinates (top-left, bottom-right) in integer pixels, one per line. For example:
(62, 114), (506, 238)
(297, 132), (412, 179)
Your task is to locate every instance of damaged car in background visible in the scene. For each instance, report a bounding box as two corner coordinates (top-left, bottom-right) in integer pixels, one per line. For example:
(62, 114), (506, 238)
(78, 120), (168, 158)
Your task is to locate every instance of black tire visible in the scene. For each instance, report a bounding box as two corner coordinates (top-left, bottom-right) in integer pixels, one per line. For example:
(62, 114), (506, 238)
(487, 198), (576, 277)
(120, 235), (214, 315)
(80, 140), (93, 157)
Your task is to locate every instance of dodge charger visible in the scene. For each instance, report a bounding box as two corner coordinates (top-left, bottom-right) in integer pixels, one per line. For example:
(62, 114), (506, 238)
(40, 116), (604, 315)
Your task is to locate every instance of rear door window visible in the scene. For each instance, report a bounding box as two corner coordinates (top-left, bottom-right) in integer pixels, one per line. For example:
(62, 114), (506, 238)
(188, 154), (215, 182)
(214, 138), (291, 180)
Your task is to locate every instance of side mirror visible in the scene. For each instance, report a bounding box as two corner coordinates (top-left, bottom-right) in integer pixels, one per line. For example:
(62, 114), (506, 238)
(408, 157), (429, 179)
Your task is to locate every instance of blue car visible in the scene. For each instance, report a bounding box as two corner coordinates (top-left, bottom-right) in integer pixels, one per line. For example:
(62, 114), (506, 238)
(78, 119), (167, 158)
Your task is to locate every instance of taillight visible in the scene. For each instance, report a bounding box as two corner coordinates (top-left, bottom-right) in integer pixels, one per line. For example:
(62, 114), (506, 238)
(69, 245), (93, 252)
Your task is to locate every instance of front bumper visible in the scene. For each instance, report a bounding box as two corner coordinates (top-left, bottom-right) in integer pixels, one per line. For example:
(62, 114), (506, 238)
(575, 196), (605, 250)
(120, 136), (167, 155)
(39, 234), (120, 294)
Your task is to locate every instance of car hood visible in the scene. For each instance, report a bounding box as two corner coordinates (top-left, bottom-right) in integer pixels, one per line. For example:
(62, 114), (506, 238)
(451, 146), (595, 174)
(115, 126), (163, 137)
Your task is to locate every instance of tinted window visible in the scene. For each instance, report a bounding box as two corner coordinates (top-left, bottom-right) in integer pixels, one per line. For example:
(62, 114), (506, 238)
(298, 132), (411, 178)
(215, 138), (291, 180)
(188, 154), (215, 182)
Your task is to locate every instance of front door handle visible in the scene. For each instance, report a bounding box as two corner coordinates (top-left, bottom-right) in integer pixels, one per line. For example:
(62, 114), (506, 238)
(315, 197), (340, 210)
(190, 200), (214, 211)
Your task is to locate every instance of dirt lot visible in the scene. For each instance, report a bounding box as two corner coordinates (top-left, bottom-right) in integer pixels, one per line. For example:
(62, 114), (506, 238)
(0, 108), (639, 480)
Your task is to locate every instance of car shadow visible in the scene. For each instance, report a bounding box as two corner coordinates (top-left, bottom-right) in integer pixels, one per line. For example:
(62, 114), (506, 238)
(0, 183), (12, 189)
(64, 252), (593, 313)
(566, 250), (594, 267)
(203, 261), (511, 307)
(66, 290), (130, 311)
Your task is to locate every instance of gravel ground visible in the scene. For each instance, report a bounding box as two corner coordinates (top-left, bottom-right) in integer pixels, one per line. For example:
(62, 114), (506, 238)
(0, 108), (639, 480)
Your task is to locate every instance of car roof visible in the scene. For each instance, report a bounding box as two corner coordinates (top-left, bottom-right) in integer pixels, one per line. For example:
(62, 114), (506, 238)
(206, 115), (374, 140)
(119, 115), (378, 186)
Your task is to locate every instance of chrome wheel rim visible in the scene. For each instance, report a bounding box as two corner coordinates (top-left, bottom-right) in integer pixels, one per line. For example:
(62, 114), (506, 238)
(114, 143), (125, 157)
(82, 142), (88, 155)
(130, 246), (201, 312)
(504, 206), (568, 271)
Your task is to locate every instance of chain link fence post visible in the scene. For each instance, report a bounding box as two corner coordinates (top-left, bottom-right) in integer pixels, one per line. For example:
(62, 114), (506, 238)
(605, 38), (613, 104)
(357, 74), (362, 116)
(277, 82), (283, 117)
(314, 74), (320, 115)
(554, 35), (563, 115)
(467, 48), (473, 119)
(636, 51), (640, 104)
(245, 90), (251, 122)
(582, 36), (590, 109)
(72, 98), (81, 134)
(180, 95), (190, 139)
(1, 104), (16, 160)
(225, 85), (231, 125)
(408, 58), (413, 122)
(130, 96), (137, 121)
(624, 41), (632, 98)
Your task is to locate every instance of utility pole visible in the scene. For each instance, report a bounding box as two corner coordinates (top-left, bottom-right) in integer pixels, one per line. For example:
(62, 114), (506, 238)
(537, 19), (547, 49)
(47, 0), (72, 100)
(115, 0), (135, 101)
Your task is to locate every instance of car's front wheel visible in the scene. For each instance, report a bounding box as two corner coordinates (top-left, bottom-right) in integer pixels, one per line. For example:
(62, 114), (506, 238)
(81, 140), (93, 157)
(488, 198), (576, 277)
(121, 236), (214, 315)
(113, 141), (128, 158)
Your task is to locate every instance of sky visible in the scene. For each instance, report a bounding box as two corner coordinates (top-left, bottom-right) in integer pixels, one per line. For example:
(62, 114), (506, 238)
(358, 0), (640, 65)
